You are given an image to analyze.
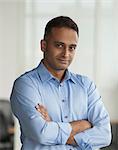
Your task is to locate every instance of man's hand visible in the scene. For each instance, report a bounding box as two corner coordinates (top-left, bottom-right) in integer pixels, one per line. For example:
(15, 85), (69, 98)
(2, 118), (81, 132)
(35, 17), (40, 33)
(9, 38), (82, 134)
(66, 120), (92, 145)
(35, 104), (52, 122)
(66, 135), (77, 145)
(70, 120), (92, 136)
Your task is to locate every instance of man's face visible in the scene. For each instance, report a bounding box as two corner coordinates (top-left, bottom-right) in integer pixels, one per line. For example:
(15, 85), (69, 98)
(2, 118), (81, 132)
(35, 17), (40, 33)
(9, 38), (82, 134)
(41, 27), (78, 71)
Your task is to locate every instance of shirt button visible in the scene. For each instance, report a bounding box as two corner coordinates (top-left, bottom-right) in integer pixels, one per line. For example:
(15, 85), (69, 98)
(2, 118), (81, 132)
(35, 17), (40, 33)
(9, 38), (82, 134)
(64, 116), (68, 118)
(59, 83), (63, 87)
(62, 99), (65, 102)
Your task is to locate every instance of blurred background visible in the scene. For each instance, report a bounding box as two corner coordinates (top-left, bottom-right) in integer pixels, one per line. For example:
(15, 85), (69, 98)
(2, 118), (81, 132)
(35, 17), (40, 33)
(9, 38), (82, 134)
(0, 0), (118, 149)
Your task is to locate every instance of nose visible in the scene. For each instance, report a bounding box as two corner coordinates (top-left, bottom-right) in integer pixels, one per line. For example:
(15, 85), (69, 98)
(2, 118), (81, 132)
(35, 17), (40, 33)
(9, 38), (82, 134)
(62, 47), (69, 57)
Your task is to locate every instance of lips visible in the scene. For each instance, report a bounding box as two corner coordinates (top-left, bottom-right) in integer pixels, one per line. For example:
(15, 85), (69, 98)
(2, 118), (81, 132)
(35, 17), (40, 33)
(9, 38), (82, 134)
(57, 59), (69, 64)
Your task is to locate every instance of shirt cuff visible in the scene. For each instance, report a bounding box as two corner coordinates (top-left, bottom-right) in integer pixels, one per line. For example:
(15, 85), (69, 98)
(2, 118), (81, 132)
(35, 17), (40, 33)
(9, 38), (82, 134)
(74, 132), (92, 150)
(56, 122), (72, 145)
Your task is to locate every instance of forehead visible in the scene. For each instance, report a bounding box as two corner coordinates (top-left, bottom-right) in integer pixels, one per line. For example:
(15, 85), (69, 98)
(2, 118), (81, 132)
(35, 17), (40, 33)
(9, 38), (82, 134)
(48, 27), (78, 44)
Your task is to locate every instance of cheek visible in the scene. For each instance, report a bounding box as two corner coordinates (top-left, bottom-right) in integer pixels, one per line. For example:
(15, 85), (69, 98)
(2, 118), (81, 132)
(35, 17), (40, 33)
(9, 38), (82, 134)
(46, 45), (58, 55)
(45, 48), (54, 56)
(70, 53), (75, 60)
(46, 50), (58, 61)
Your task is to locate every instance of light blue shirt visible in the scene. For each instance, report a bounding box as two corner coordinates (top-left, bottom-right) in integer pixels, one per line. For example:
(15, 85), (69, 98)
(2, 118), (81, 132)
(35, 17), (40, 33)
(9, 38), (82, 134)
(10, 62), (111, 150)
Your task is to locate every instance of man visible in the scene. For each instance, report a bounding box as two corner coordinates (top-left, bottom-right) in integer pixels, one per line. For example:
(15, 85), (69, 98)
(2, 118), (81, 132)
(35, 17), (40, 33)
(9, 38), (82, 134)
(10, 16), (111, 150)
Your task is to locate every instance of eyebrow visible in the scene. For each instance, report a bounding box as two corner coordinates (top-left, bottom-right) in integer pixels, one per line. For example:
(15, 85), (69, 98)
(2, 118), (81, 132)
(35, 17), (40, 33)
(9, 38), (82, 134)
(54, 41), (64, 45)
(54, 41), (77, 47)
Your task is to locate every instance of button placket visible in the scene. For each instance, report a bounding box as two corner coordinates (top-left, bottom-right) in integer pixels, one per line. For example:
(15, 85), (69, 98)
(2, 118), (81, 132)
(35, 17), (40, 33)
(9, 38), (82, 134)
(59, 82), (69, 122)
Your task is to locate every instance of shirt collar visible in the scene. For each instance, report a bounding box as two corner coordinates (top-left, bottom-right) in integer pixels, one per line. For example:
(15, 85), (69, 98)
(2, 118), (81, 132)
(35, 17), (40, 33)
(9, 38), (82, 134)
(37, 61), (53, 82)
(37, 61), (76, 84)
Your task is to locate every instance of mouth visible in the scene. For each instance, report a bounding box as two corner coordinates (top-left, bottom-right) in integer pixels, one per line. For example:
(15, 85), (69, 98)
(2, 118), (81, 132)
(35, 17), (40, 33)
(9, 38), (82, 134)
(57, 59), (69, 64)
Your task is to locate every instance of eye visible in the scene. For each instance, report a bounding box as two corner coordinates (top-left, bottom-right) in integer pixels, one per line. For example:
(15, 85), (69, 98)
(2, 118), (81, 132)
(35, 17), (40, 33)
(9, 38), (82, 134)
(55, 42), (64, 49)
(69, 46), (76, 51)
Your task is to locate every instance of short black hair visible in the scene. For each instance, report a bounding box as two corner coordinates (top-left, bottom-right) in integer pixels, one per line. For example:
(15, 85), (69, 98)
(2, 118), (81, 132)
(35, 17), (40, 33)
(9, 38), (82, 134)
(44, 16), (79, 40)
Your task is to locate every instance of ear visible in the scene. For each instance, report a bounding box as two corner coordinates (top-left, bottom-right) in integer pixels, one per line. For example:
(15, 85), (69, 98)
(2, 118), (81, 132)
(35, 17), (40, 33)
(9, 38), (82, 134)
(40, 40), (47, 52)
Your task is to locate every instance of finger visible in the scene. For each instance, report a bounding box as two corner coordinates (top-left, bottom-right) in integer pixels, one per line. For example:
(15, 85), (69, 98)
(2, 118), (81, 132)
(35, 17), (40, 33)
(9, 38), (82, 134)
(41, 112), (47, 117)
(36, 106), (48, 117)
(35, 104), (44, 113)
(36, 107), (49, 120)
(35, 104), (51, 121)
(39, 109), (51, 121)
(38, 104), (47, 112)
(42, 113), (48, 118)
(35, 105), (40, 111)
(38, 104), (48, 111)
(36, 108), (46, 116)
(38, 105), (48, 115)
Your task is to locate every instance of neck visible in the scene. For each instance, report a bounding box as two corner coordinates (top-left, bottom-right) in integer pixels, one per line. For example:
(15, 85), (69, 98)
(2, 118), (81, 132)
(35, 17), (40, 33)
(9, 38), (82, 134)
(42, 60), (66, 82)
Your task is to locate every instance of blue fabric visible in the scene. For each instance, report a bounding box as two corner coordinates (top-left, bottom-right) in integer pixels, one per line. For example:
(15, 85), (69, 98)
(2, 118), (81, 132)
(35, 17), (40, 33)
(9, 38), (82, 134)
(10, 62), (111, 150)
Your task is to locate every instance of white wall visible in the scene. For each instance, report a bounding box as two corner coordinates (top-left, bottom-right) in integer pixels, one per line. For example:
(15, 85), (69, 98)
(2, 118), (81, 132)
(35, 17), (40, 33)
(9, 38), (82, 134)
(0, 1), (25, 99)
(0, 0), (118, 149)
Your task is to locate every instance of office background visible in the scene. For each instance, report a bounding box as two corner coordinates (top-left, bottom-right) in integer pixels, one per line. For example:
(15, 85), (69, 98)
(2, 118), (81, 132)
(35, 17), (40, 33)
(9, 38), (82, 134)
(0, 0), (118, 149)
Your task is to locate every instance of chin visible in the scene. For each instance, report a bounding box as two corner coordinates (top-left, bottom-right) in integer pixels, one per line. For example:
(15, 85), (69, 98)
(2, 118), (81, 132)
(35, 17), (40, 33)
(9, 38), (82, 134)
(57, 66), (68, 70)
(54, 63), (69, 70)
